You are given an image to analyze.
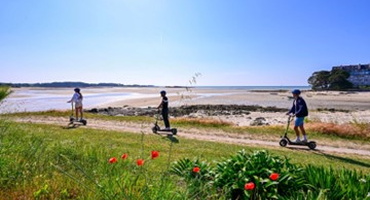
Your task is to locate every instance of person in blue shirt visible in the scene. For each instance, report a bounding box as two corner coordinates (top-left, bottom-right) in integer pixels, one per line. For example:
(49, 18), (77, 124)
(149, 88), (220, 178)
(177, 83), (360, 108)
(157, 90), (170, 130)
(287, 89), (308, 143)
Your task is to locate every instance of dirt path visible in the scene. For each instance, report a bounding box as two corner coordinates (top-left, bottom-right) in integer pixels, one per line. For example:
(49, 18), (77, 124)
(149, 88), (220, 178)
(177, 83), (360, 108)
(11, 116), (370, 158)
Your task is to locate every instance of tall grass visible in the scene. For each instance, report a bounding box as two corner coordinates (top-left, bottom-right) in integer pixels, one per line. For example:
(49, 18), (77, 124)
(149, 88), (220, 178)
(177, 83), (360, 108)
(0, 86), (11, 103)
(307, 122), (370, 140)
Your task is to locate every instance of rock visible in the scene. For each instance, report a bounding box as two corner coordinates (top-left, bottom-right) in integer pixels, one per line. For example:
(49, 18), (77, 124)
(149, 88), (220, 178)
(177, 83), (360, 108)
(85, 104), (284, 118)
(90, 108), (98, 113)
(250, 117), (269, 126)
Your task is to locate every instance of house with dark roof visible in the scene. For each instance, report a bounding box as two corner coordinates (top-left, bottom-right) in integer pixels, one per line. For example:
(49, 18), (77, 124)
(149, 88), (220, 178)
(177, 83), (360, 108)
(332, 64), (370, 87)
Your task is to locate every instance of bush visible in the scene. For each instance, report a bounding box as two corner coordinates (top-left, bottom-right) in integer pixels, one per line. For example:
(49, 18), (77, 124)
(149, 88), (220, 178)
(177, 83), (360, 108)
(171, 150), (308, 199)
(171, 150), (370, 200)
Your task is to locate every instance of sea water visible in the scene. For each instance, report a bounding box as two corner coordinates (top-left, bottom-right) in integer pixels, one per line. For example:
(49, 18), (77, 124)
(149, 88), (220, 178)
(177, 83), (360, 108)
(0, 86), (310, 113)
(0, 89), (139, 113)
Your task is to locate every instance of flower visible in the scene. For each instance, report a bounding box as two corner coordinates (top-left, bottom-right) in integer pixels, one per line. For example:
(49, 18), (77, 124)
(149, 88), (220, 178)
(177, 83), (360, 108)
(121, 153), (128, 160)
(269, 173), (279, 181)
(109, 157), (117, 164)
(136, 159), (145, 166)
(244, 182), (255, 190)
(151, 151), (159, 159)
(192, 166), (200, 173)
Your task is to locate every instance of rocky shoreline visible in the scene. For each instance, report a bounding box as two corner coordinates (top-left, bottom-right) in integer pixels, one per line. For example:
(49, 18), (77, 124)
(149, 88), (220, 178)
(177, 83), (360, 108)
(87, 104), (287, 118)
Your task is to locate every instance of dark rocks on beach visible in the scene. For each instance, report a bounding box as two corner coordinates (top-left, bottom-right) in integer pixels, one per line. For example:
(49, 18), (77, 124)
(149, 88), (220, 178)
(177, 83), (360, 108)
(86, 104), (286, 118)
(250, 117), (269, 126)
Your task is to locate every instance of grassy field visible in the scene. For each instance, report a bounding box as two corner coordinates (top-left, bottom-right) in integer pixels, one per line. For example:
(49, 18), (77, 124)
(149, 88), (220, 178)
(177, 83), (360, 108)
(0, 114), (370, 199)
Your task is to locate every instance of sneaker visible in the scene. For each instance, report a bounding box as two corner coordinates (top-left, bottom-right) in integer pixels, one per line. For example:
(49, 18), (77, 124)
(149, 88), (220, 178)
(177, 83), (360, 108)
(301, 138), (308, 143)
(164, 127), (171, 131)
(294, 138), (301, 143)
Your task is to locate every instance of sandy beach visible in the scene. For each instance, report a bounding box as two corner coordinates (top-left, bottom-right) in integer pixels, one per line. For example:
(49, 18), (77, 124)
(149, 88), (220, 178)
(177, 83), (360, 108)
(1, 87), (370, 126)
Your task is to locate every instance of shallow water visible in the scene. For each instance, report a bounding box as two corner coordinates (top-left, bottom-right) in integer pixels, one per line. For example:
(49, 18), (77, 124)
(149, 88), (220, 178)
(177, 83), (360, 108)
(0, 89), (141, 113)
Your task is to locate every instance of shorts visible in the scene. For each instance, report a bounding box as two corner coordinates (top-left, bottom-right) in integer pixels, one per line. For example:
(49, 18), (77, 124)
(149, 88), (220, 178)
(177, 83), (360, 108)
(295, 117), (305, 126)
(75, 102), (83, 108)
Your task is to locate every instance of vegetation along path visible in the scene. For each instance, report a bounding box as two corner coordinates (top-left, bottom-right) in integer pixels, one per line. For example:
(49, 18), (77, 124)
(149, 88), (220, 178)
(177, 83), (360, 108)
(11, 116), (370, 157)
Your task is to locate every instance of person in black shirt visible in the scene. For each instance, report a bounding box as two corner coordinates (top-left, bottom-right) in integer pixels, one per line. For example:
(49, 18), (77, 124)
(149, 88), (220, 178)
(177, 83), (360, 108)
(157, 90), (170, 130)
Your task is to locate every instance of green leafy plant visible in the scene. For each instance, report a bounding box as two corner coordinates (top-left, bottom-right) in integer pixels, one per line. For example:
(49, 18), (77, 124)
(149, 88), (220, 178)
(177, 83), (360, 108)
(0, 86), (11, 103)
(302, 165), (370, 199)
(172, 150), (310, 199)
(213, 150), (307, 199)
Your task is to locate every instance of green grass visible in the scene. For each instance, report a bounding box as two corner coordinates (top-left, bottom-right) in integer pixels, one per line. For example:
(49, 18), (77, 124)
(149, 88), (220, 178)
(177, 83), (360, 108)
(1, 119), (369, 199)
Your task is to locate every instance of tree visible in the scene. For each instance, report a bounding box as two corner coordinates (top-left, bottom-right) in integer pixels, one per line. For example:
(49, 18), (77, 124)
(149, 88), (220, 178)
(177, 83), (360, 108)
(328, 69), (353, 90)
(308, 70), (331, 90)
(308, 69), (353, 90)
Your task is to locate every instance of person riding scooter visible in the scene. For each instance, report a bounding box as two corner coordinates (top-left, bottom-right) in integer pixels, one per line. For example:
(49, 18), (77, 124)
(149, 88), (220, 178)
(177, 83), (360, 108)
(67, 88), (84, 121)
(157, 90), (171, 130)
(286, 89), (308, 143)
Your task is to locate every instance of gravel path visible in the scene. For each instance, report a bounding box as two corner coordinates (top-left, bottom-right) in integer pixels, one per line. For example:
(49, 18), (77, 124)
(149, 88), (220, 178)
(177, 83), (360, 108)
(11, 116), (370, 157)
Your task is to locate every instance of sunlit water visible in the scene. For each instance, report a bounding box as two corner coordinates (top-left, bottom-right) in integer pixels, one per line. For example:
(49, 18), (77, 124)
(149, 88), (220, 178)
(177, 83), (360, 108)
(0, 89), (154, 113)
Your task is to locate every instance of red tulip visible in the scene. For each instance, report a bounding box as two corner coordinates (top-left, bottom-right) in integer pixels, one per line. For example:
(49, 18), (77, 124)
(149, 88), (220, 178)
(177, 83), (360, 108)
(121, 153), (128, 160)
(109, 157), (117, 164)
(151, 151), (159, 159)
(244, 182), (255, 190)
(192, 166), (200, 173)
(136, 159), (145, 166)
(269, 173), (279, 181)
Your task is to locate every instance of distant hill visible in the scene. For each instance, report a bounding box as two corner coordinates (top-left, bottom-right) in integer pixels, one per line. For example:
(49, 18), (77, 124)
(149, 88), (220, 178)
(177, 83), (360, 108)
(0, 82), (155, 88)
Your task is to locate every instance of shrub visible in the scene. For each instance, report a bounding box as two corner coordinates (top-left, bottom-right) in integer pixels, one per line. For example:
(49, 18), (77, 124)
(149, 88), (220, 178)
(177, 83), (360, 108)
(171, 150), (370, 199)
(171, 150), (309, 199)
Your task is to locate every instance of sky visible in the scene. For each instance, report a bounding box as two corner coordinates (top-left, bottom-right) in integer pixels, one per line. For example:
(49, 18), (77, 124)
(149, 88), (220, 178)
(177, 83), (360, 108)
(1, 0), (370, 86)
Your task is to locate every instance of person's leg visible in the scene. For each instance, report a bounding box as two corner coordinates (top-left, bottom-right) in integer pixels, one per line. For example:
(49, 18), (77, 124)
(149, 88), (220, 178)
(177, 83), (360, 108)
(299, 125), (307, 141)
(294, 117), (304, 142)
(75, 106), (79, 120)
(162, 109), (170, 129)
(293, 126), (300, 141)
(79, 106), (83, 120)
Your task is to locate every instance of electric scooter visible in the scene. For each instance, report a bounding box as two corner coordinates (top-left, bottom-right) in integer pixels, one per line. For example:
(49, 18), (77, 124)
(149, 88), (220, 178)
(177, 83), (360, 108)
(279, 115), (316, 150)
(152, 111), (177, 135)
(68, 102), (87, 126)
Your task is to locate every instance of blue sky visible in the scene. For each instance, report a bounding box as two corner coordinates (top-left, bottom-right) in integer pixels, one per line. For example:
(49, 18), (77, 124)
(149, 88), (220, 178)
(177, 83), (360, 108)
(1, 0), (369, 86)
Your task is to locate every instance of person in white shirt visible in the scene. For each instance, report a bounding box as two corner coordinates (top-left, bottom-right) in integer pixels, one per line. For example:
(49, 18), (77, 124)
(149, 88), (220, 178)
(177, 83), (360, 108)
(67, 88), (83, 121)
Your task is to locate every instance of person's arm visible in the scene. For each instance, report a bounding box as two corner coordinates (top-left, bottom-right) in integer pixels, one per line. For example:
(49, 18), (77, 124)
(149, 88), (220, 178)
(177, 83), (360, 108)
(67, 93), (77, 103)
(157, 99), (163, 109)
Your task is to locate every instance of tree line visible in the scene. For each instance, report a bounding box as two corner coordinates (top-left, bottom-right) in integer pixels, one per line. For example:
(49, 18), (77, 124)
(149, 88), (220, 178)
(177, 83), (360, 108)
(308, 69), (353, 90)
(0, 82), (154, 88)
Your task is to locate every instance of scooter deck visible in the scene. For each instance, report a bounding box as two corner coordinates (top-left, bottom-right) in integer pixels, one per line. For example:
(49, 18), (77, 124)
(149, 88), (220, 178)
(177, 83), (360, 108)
(68, 118), (87, 126)
(289, 141), (310, 145)
(152, 126), (177, 135)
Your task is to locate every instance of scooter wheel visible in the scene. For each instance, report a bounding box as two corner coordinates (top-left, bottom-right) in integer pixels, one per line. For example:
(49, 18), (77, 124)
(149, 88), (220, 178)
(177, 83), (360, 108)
(308, 142), (316, 150)
(279, 139), (288, 147)
(171, 128), (177, 135)
(152, 127), (158, 133)
(81, 120), (87, 126)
